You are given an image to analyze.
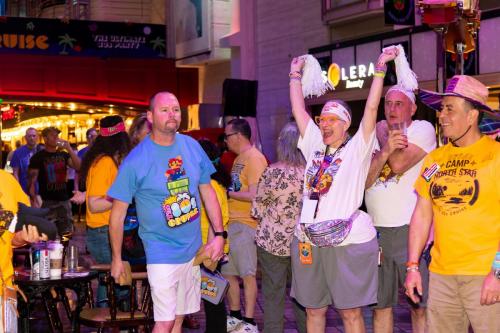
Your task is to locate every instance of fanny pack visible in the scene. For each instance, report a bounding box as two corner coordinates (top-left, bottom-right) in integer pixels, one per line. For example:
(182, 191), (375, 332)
(302, 210), (360, 247)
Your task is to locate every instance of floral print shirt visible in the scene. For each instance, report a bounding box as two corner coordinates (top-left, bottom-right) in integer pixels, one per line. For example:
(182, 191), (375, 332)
(251, 165), (304, 257)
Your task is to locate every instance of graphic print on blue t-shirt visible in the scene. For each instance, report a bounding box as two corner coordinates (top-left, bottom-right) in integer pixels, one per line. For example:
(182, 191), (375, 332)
(162, 155), (200, 228)
(107, 134), (215, 264)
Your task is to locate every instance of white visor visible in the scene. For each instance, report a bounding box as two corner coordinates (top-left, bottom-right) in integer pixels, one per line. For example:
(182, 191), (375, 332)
(386, 85), (416, 104)
(322, 102), (351, 126)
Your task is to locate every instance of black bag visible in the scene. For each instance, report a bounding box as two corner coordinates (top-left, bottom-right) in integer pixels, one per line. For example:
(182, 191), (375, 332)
(121, 202), (146, 260)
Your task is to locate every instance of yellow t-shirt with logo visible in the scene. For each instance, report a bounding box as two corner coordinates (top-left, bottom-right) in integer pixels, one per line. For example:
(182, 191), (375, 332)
(414, 136), (500, 275)
(0, 170), (30, 294)
(86, 156), (118, 229)
(200, 179), (229, 253)
(229, 147), (268, 229)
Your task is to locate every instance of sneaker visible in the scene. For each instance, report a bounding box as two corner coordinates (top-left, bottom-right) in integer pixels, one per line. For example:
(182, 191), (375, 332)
(227, 315), (243, 332)
(233, 322), (258, 333)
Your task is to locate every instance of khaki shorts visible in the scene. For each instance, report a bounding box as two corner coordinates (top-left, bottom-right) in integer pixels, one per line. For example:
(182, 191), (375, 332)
(221, 222), (257, 277)
(427, 272), (500, 333)
(373, 225), (429, 309)
(290, 236), (378, 310)
(147, 258), (201, 321)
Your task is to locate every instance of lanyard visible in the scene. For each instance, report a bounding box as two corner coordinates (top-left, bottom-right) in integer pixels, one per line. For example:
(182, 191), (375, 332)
(309, 136), (351, 196)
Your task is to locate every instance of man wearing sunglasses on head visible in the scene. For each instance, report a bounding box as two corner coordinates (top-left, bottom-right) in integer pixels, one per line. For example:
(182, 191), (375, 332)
(222, 118), (267, 333)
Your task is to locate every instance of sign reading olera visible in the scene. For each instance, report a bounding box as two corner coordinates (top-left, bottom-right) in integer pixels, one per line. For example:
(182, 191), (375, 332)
(0, 16), (166, 58)
(327, 62), (376, 90)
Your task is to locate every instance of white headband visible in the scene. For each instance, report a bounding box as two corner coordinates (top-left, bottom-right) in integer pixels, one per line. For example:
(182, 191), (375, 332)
(322, 102), (351, 126)
(385, 85), (416, 104)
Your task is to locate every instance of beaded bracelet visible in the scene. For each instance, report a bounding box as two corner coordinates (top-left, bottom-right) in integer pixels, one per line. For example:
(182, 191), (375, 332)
(289, 71), (303, 79)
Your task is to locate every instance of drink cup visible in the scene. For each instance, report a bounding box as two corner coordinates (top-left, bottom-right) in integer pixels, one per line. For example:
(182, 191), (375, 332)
(48, 241), (64, 278)
(389, 121), (408, 148)
(67, 245), (79, 271)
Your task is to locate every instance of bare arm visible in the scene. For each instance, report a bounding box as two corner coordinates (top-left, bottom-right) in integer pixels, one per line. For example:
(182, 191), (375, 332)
(109, 199), (129, 280)
(361, 48), (399, 142)
(228, 183), (258, 202)
(365, 128), (418, 188)
(87, 195), (113, 214)
(60, 140), (81, 171)
(405, 194), (433, 303)
(480, 242), (500, 305)
(12, 166), (20, 182)
(388, 144), (427, 174)
(199, 183), (224, 261)
(27, 168), (39, 208)
(365, 148), (390, 189)
(289, 57), (312, 137)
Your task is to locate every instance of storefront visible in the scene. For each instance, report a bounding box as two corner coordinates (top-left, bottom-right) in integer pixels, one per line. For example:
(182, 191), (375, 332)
(0, 17), (199, 146)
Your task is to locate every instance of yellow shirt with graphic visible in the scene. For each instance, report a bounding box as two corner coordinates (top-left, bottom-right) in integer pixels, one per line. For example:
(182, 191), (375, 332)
(229, 147), (268, 229)
(0, 170), (30, 294)
(86, 156), (118, 228)
(414, 136), (500, 275)
(200, 179), (229, 253)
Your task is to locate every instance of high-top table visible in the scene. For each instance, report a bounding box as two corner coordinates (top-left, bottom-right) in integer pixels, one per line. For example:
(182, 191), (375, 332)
(15, 269), (97, 333)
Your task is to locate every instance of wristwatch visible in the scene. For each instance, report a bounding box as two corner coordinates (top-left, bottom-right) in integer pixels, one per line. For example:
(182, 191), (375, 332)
(494, 267), (500, 280)
(214, 231), (228, 239)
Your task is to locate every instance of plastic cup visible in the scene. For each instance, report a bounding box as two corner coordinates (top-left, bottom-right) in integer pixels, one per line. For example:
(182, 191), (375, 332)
(389, 121), (408, 147)
(48, 241), (64, 278)
(67, 245), (79, 271)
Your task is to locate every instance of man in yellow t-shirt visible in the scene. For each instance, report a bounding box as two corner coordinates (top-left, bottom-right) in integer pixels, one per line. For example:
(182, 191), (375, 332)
(405, 75), (500, 333)
(221, 118), (267, 333)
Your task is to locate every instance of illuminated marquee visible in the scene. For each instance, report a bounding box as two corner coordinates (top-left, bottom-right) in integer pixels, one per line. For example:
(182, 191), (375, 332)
(327, 62), (375, 89)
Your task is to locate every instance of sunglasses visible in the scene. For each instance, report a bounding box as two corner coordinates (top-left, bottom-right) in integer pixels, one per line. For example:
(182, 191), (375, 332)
(314, 115), (342, 125)
(223, 132), (238, 140)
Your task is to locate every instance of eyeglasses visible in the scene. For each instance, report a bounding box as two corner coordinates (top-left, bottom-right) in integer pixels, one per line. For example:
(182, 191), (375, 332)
(224, 132), (238, 140)
(314, 115), (341, 125)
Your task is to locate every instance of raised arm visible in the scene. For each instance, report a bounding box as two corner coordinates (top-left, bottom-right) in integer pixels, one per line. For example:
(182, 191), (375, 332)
(289, 57), (312, 137)
(361, 47), (399, 142)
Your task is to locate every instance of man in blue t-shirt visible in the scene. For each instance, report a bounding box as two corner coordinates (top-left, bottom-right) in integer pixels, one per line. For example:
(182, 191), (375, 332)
(108, 91), (224, 333)
(11, 127), (40, 194)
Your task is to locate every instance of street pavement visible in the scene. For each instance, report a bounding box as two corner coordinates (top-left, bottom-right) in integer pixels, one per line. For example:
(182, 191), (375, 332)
(26, 218), (415, 332)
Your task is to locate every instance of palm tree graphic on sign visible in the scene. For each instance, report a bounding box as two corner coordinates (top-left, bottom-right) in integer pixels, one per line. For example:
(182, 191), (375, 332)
(58, 34), (77, 55)
(150, 37), (166, 56)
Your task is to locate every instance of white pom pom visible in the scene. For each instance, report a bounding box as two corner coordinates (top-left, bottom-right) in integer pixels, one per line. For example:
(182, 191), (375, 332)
(383, 45), (418, 91)
(300, 54), (333, 98)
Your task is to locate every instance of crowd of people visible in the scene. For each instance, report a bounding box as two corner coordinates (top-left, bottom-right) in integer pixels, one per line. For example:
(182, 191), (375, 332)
(0, 45), (498, 333)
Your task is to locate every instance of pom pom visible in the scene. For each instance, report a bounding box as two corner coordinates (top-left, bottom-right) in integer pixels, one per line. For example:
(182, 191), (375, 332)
(382, 45), (418, 91)
(300, 54), (333, 98)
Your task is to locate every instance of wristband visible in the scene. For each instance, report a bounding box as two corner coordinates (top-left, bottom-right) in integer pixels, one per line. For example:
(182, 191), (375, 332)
(374, 71), (386, 78)
(289, 76), (302, 81)
(406, 266), (419, 272)
(406, 261), (419, 267)
(493, 261), (500, 269)
(289, 71), (302, 79)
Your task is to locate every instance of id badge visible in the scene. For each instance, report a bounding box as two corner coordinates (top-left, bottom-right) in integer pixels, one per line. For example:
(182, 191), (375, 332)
(300, 198), (318, 224)
(299, 242), (313, 265)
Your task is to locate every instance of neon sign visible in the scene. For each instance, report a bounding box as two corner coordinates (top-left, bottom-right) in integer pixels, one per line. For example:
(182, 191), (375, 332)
(328, 62), (375, 89)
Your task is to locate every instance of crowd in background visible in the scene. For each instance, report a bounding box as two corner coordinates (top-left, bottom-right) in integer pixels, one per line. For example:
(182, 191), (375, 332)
(1, 47), (499, 333)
